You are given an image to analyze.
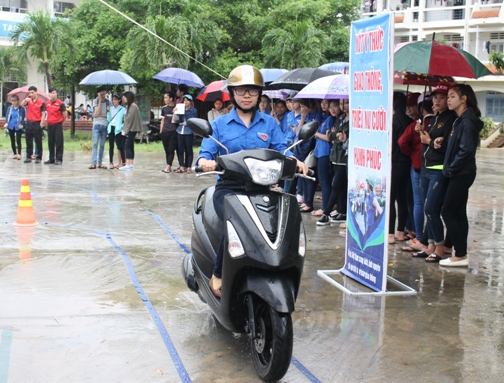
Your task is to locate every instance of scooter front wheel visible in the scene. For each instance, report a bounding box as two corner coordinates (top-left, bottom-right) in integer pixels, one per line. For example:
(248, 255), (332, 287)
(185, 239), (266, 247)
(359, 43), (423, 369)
(251, 301), (293, 382)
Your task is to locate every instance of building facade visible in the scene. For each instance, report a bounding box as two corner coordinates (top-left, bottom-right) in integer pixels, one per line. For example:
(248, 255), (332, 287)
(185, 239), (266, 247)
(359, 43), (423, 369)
(0, 0), (79, 115)
(362, 0), (504, 121)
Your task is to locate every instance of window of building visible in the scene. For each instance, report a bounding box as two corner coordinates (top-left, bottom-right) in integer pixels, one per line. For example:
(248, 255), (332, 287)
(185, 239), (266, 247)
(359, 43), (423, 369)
(54, 1), (75, 15)
(486, 95), (504, 123)
(0, 0), (27, 12)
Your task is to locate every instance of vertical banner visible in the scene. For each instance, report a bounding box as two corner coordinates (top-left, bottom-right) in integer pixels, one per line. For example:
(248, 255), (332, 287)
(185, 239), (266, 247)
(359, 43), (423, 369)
(343, 13), (394, 292)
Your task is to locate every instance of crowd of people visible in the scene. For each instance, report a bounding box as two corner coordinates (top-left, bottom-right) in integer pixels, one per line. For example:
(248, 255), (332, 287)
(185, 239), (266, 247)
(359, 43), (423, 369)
(5, 69), (481, 271)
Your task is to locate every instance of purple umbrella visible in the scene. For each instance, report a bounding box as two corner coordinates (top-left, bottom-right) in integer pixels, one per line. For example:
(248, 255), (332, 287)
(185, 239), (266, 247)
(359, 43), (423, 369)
(294, 74), (349, 100)
(319, 62), (349, 73)
(153, 67), (205, 88)
(262, 89), (293, 100)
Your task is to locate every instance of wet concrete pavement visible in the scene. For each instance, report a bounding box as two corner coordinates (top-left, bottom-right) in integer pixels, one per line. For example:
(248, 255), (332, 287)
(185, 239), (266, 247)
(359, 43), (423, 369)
(0, 148), (503, 383)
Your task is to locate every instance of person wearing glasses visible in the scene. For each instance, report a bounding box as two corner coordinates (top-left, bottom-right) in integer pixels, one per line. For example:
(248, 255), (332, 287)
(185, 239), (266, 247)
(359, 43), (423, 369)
(196, 65), (309, 298)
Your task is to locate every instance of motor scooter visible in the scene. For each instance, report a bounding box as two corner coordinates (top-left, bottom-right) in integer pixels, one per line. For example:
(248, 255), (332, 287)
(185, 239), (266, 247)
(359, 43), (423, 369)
(182, 118), (318, 382)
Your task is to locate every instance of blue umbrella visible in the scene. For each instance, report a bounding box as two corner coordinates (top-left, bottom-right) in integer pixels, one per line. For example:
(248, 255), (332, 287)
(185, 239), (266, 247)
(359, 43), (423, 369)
(79, 70), (137, 85)
(259, 68), (288, 83)
(318, 62), (349, 73)
(153, 67), (205, 88)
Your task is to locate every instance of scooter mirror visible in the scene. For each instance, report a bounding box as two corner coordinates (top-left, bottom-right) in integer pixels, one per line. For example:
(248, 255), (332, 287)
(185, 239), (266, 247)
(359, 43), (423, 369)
(187, 118), (213, 138)
(298, 121), (319, 141)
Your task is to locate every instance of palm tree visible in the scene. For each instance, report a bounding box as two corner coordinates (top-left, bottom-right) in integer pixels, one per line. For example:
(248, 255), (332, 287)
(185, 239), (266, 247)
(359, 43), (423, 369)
(0, 47), (26, 85)
(262, 21), (329, 69)
(10, 10), (72, 88)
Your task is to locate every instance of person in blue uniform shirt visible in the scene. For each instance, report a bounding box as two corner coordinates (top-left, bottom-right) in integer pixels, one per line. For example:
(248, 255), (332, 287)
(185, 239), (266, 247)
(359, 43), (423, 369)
(196, 65), (309, 298)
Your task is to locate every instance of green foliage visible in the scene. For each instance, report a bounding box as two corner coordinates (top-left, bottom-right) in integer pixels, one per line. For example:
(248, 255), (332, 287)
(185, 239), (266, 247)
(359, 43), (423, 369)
(480, 117), (497, 138)
(489, 51), (504, 73)
(10, 10), (73, 88)
(0, 48), (26, 84)
(30, 0), (360, 98)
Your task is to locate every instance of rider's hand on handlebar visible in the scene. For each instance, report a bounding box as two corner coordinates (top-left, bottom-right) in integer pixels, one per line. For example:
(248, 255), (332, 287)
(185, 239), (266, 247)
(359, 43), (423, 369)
(296, 160), (309, 176)
(197, 158), (217, 172)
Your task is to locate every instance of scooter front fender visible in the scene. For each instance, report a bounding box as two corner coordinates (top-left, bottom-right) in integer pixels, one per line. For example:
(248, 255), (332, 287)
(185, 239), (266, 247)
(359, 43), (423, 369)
(237, 270), (296, 314)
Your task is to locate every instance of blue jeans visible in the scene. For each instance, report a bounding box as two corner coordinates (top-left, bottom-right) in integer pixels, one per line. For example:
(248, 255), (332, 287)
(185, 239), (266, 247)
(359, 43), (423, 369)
(317, 156), (331, 211)
(91, 124), (107, 165)
(410, 167), (424, 239)
(420, 167), (446, 245)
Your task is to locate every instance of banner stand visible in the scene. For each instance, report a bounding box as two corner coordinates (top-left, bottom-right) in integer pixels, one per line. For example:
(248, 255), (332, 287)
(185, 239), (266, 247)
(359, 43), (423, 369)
(317, 269), (416, 296)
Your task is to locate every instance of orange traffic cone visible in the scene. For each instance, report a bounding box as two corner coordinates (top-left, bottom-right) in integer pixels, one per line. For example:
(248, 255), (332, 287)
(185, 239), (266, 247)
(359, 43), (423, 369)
(16, 226), (35, 263)
(14, 179), (38, 226)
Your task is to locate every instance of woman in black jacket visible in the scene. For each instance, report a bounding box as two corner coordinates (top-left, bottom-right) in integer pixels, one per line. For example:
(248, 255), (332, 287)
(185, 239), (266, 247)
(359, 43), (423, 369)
(435, 84), (482, 267)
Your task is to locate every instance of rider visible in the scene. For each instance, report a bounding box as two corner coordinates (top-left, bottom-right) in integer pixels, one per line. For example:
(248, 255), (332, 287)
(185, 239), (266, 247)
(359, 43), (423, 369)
(196, 65), (309, 298)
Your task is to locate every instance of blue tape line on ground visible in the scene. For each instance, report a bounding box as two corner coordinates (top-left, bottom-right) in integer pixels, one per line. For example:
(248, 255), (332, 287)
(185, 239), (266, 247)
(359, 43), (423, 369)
(291, 356), (322, 383)
(0, 330), (12, 383)
(144, 211), (191, 254)
(105, 233), (192, 383)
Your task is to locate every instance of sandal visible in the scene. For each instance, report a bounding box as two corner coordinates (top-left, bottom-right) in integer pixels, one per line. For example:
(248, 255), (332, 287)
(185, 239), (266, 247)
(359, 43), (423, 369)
(311, 209), (324, 216)
(425, 254), (444, 263)
(412, 250), (431, 258)
(114, 164), (121, 169)
(109, 163), (114, 169)
(401, 246), (416, 252)
(174, 168), (186, 173)
(162, 169), (171, 173)
(186, 168), (192, 174)
(98, 164), (107, 169)
(89, 164), (97, 169)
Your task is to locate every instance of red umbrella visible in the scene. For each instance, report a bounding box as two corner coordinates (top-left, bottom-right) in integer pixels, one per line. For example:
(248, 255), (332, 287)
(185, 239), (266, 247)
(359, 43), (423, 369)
(196, 80), (230, 102)
(7, 86), (50, 102)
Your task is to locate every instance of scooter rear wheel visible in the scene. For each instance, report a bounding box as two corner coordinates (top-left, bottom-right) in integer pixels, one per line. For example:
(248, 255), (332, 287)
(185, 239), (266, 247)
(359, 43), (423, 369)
(251, 301), (293, 382)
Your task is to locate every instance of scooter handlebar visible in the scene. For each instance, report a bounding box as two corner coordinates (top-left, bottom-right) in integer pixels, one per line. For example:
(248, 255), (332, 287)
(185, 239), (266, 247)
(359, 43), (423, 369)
(192, 166), (204, 173)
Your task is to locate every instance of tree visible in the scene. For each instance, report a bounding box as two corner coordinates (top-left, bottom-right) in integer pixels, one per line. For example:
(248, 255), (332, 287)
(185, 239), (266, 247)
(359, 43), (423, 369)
(0, 47), (26, 85)
(10, 10), (72, 88)
(489, 51), (504, 73)
(262, 21), (329, 69)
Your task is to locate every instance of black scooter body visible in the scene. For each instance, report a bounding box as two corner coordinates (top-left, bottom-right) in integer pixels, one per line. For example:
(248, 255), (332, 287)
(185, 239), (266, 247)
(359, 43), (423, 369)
(188, 183), (304, 333)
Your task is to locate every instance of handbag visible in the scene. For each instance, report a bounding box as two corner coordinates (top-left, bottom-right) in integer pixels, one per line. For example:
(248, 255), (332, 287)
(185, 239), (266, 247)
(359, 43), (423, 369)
(304, 149), (317, 168)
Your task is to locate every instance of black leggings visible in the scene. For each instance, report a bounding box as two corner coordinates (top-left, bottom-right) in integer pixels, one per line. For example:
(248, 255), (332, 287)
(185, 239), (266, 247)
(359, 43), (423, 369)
(115, 133), (126, 164)
(108, 130), (115, 164)
(9, 129), (22, 155)
(161, 130), (178, 166)
(441, 173), (476, 257)
(389, 161), (410, 234)
(323, 165), (347, 216)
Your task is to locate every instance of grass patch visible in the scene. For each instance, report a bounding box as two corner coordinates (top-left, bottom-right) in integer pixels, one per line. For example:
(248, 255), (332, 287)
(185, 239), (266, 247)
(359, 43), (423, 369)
(1, 129), (166, 153)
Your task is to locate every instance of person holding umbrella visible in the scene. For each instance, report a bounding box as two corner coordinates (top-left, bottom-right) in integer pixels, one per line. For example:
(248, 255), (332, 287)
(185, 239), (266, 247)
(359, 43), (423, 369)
(89, 86), (110, 169)
(174, 94), (198, 173)
(4, 95), (25, 160)
(436, 84), (483, 267)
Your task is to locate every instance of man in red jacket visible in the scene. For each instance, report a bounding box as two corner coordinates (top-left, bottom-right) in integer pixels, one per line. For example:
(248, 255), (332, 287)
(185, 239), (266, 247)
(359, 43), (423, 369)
(21, 86), (46, 163)
(44, 88), (67, 165)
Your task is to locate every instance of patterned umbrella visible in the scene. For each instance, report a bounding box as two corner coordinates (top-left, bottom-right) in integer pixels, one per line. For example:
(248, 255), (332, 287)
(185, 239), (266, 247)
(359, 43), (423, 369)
(394, 40), (492, 78)
(294, 74), (349, 100)
(393, 71), (455, 86)
(153, 68), (204, 88)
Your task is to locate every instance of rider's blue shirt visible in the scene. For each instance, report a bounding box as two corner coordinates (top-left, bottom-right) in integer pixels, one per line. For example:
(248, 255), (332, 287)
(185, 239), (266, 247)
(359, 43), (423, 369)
(197, 108), (293, 163)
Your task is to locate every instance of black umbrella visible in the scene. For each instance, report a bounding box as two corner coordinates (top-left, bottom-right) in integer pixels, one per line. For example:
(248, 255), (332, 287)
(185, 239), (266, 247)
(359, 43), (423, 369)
(268, 68), (338, 91)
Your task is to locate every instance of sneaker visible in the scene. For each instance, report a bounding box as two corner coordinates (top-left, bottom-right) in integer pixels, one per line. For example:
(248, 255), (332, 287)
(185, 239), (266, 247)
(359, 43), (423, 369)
(35, 158), (41, 164)
(330, 213), (346, 223)
(329, 210), (339, 218)
(23, 158), (32, 163)
(44, 160), (54, 164)
(119, 165), (132, 171)
(55, 161), (62, 165)
(316, 215), (331, 226)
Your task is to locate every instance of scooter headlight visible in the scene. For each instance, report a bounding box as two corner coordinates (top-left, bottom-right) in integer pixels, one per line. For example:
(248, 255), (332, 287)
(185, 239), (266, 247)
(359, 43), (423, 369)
(244, 158), (283, 185)
(299, 222), (306, 257)
(227, 221), (245, 258)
